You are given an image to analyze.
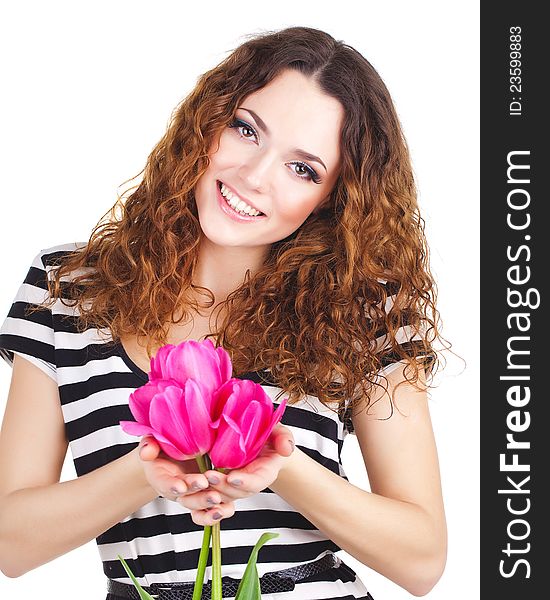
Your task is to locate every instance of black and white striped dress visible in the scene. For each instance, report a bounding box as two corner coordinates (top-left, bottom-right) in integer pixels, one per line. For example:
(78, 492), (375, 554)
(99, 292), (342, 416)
(1, 242), (423, 600)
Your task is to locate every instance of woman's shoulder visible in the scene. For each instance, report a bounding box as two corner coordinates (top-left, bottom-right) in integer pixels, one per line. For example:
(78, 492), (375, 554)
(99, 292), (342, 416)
(37, 241), (88, 268)
(31, 241), (94, 317)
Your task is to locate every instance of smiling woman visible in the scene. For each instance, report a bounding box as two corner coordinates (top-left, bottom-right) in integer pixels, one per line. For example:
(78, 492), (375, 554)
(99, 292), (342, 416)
(0, 25), (446, 600)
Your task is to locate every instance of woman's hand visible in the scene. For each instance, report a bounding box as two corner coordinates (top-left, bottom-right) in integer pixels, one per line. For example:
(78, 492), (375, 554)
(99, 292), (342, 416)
(137, 436), (214, 505)
(136, 423), (294, 526)
(199, 424), (295, 524)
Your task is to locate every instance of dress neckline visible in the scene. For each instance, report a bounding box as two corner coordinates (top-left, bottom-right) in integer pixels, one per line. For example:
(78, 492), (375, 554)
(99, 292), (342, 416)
(115, 338), (149, 382)
(114, 338), (277, 386)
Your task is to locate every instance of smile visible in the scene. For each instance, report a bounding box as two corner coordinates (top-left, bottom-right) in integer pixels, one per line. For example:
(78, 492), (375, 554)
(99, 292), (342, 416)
(216, 181), (267, 222)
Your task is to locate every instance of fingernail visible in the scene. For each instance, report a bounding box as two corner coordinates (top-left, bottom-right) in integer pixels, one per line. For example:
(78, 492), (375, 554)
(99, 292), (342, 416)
(171, 486), (184, 496)
(207, 475), (220, 485)
(212, 511), (222, 520)
(191, 482), (204, 491)
(230, 479), (242, 487)
(289, 440), (295, 452)
(207, 496), (216, 505)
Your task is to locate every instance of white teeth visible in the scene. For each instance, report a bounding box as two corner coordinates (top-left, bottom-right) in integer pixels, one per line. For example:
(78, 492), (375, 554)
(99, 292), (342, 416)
(220, 182), (262, 216)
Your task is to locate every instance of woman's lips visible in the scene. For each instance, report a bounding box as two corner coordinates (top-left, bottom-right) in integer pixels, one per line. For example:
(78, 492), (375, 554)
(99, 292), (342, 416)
(216, 181), (267, 222)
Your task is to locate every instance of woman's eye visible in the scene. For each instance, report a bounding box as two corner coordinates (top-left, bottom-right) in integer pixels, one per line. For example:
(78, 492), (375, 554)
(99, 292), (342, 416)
(290, 162), (321, 183)
(228, 119), (257, 141)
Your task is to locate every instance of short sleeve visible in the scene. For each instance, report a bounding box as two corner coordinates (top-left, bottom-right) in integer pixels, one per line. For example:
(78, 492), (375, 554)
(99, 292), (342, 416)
(342, 283), (436, 435)
(0, 250), (57, 383)
(341, 360), (408, 435)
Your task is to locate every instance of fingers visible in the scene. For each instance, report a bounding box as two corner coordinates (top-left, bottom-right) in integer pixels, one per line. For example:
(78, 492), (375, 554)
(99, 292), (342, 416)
(158, 473), (189, 500)
(169, 475), (236, 526)
(136, 426), (294, 523)
(177, 488), (222, 510)
(163, 473), (210, 502)
(198, 427), (296, 499)
(190, 501), (236, 527)
(138, 436), (160, 461)
(270, 424), (295, 457)
(138, 441), (210, 501)
(203, 468), (262, 498)
(147, 462), (235, 525)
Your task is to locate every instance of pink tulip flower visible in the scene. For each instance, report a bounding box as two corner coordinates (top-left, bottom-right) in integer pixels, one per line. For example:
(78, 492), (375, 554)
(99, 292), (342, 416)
(209, 378), (287, 469)
(148, 338), (232, 396)
(120, 377), (216, 460)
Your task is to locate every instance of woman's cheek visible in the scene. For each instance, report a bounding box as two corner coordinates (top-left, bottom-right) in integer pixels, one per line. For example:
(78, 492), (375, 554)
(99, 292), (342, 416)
(280, 198), (323, 223)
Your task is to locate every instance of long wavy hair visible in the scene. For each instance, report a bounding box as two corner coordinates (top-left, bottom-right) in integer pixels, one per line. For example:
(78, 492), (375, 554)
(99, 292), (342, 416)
(37, 26), (444, 418)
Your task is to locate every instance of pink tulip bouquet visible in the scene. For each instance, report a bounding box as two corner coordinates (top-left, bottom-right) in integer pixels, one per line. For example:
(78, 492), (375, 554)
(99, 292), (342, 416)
(118, 339), (287, 600)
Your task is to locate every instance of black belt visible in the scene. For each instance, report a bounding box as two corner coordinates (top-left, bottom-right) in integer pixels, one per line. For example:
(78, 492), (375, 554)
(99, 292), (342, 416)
(107, 552), (341, 599)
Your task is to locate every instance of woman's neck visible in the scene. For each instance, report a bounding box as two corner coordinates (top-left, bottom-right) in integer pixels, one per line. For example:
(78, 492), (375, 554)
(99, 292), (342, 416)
(192, 235), (270, 303)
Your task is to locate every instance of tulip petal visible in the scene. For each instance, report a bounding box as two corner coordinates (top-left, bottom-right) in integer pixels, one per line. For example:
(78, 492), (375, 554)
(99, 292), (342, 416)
(119, 421), (189, 460)
(119, 421), (156, 438)
(128, 385), (157, 426)
(152, 430), (193, 460)
(240, 400), (266, 447)
(182, 378), (216, 454)
(155, 439), (192, 461)
(149, 386), (200, 455)
(128, 379), (178, 426)
(201, 338), (215, 351)
(215, 345), (233, 381)
(149, 344), (176, 379)
(209, 413), (247, 469)
(271, 398), (288, 427)
(166, 341), (222, 391)
(210, 378), (238, 423)
(246, 398), (288, 462)
(219, 379), (255, 417)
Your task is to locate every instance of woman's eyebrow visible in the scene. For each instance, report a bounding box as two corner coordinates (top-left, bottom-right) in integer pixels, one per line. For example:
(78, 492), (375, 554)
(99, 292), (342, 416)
(239, 107), (327, 172)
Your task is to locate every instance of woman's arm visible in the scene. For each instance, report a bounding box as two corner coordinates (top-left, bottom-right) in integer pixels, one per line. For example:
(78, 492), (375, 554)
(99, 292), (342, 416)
(0, 354), (159, 578)
(269, 364), (447, 597)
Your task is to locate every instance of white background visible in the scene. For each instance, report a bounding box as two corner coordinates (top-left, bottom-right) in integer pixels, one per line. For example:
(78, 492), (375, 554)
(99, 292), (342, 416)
(0, 1), (479, 598)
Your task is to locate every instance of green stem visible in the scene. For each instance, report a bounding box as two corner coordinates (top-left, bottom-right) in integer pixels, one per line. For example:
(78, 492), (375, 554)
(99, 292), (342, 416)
(205, 455), (223, 600)
(211, 522), (222, 600)
(196, 453), (209, 473)
(193, 454), (212, 600)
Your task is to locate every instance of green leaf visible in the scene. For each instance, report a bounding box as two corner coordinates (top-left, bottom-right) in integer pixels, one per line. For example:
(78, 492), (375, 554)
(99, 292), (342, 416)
(235, 532), (279, 600)
(117, 554), (157, 600)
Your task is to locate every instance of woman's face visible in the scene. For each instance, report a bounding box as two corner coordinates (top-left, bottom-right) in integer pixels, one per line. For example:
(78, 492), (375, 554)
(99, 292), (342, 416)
(194, 69), (344, 252)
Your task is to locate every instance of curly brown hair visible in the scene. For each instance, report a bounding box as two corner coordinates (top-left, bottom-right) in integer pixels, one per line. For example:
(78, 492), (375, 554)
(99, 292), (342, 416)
(35, 26), (443, 419)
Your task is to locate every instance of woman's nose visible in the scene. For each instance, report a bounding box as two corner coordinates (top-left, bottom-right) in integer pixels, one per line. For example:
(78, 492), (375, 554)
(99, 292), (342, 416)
(238, 150), (276, 192)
